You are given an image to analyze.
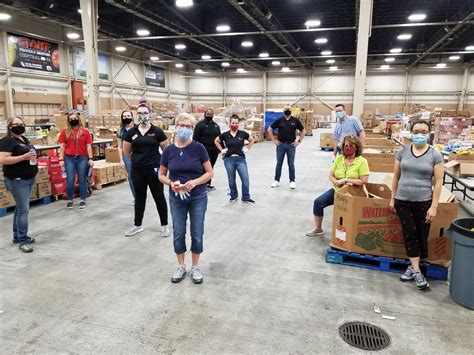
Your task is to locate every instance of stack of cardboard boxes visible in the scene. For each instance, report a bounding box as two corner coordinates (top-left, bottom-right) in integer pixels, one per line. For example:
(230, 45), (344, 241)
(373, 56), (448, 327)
(320, 132), (333, 149)
(445, 152), (474, 178)
(299, 110), (316, 135)
(92, 159), (127, 188)
(0, 165), (14, 207)
(38, 157), (66, 196)
(434, 113), (472, 145)
(363, 150), (396, 173)
(246, 118), (264, 143)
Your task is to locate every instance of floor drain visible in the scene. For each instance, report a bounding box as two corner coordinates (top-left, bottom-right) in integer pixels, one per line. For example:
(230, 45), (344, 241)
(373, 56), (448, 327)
(339, 322), (390, 351)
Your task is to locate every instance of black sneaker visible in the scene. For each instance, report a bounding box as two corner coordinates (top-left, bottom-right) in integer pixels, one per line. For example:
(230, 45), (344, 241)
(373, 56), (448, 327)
(79, 201), (86, 209)
(13, 238), (35, 244)
(229, 197), (238, 202)
(242, 199), (255, 204)
(66, 201), (74, 209)
(207, 185), (216, 190)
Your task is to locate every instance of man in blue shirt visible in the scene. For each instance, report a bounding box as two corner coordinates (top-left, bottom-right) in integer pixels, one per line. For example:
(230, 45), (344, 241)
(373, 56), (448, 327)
(332, 104), (365, 157)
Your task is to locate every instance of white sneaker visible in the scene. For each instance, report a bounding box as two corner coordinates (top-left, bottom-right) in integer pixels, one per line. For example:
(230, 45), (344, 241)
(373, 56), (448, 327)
(270, 181), (279, 188)
(290, 181), (296, 189)
(124, 225), (144, 237)
(161, 225), (170, 238)
(131, 199), (135, 206)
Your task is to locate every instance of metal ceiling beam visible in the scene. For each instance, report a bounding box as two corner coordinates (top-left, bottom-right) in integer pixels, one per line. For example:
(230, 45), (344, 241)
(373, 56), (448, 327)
(408, 12), (474, 68)
(104, 0), (264, 71)
(227, 0), (312, 69)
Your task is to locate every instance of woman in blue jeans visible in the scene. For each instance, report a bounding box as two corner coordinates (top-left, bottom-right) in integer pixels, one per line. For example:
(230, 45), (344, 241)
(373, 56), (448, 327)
(0, 116), (38, 253)
(159, 113), (213, 284)
(117, 110), (136, 205)
(214, 114), (255, 203)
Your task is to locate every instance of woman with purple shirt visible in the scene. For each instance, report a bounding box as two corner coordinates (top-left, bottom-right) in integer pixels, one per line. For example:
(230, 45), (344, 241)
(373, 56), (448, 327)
(159, 113), (213, 284)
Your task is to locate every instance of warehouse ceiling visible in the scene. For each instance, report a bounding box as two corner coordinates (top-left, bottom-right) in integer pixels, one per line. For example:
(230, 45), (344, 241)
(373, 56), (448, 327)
(1, 0), (474, 71)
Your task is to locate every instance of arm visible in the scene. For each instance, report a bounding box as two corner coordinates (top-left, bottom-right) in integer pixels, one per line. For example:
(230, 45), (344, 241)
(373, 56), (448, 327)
(344, 175), (369, 186)
(158, 166), (180, 193)
(294, 129), (305, 147)
(117, 138), (125, 168)
(389, 160), (401, 211)
(159, 139), (169, 152)
(193, 123), (201, 142)
(329, 168), (339, 186)
(358, 130), (366, 145)
(59, 143), (66, 167)
(247, 135), (255, 150)
(333, 139), (339, 157)
(86, 144), (94, 167)
(0, 151), (33, 165)
(182, 161), (214, 192)
(426, 163), (444, 223)
(267, 127), (278, 145)
(214, 136), (224, 152)
(123, 141), (132, 157)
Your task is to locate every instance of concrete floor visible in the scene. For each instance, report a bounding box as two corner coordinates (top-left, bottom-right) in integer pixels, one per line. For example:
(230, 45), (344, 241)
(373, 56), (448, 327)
(1, 129), (473, 354)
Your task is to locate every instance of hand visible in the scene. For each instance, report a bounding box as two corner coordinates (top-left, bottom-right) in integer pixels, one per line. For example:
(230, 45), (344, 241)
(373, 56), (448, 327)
(88, 159), (94, 168)
(336, 179), (346, 187)
(22, 151), (36, 161)
(243, 147), (249, 153)
(425, 206), (437, 223)
(389, 198), (396, 213)
(120, 161), (125, 169)
(182, 179), (197, 192)
(59, 160), (65, 167)
(273, 139), (280, 146)
(292, 141), (300, 147)
(221, 148), (228, 157)
(171, 181), (181, 193)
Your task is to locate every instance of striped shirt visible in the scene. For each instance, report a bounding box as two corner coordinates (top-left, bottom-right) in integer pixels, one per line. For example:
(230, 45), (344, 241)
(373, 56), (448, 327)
(333, 116), (364, 144)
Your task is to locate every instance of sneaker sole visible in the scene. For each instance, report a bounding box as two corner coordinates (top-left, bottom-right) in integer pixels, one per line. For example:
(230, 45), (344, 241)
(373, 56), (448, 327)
(400, 277), (415, 282)
(417, 283), (429, 290)
(306, 232), (324, 237)
(124, 229), (144, 237)
(79, 206), (86, 209)
(161, 234), (170, 238)
(66, 206), (73, 209)
(171, 272), (186, 283)
(192, 278), (203, 284)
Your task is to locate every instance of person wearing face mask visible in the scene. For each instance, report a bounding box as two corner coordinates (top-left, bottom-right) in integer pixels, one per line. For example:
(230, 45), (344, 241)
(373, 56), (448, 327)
(389, 121), (443, 291)
(117, 110), (136, 205)
(58, 112), (94, 209)
(214, 114), (255, 203)
(159, 113), (213, 284)
(267, 105), (305, 189)
(306, 135), (369, 237)
(122, 100), (170, 238)
(193, 108), (221, 190)
(332, 104), (365, 157)
(0, 117), (38, 253)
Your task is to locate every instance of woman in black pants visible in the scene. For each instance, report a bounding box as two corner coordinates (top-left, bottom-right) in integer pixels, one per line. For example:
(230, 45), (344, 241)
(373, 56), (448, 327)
(123, 100), (169, 237)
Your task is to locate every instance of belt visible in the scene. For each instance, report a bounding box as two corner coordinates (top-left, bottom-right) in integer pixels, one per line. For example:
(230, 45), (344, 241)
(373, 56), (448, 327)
(280, 142), (294, 144)
(230, 154), (240, 157)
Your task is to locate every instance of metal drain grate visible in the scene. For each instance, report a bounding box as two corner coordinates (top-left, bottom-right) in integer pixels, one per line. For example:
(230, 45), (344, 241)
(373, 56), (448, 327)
(339, 322), (390, 351)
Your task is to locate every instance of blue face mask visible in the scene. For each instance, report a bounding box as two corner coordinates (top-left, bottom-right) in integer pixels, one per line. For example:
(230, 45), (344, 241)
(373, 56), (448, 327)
(138, 114), (149, 124)
(412, 133), (429, 146)
(336, 111), (345, 120)
(176, 128), (193, 140)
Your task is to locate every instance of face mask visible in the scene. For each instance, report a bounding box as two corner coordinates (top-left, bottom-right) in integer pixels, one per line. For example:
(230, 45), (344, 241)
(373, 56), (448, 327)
(69, 119), (79, 127)
(284, 110), (291, 116)
(122, 118), (133, 125)
(412, 133), (429, 146)
(205, 115), (213, 121)
(230, 124), (239, 131)
(176, 128), (193, 140)
(138, 114), (149, 124)
(343, 146), (356, 156)
(336, 112), (345, 120)
(10, 125), (25, 135)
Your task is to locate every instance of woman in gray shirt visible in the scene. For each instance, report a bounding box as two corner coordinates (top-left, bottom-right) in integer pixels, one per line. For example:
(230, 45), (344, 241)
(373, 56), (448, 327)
(389, 120), (444, 290)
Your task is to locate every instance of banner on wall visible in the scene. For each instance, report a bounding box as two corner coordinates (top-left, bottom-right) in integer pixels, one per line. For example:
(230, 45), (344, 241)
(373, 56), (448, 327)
(74, 48), (109, 80)
(144, 66), (165, 88)
(7, 33), (60, 73)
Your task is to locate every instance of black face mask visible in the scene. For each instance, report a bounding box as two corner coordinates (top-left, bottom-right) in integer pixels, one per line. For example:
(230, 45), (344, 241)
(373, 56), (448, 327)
(205, 115), (213, 121)
(122, 118), (133, 125)
(10, 126), (25, 135)
(69, 119), (80, 127)
(284, 110), (291, 116)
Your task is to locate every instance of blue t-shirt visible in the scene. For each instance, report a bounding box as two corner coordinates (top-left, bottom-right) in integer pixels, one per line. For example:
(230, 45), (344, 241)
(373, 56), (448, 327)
(160, 141), (210, 196)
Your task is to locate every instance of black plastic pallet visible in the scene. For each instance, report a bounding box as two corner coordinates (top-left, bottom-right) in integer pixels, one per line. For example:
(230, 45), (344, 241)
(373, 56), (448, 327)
(0, 196), (52, 218)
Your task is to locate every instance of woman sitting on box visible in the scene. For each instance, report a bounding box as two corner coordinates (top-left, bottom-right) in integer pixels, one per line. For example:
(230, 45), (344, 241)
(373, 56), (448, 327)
(306, 135), (369, 237)
(58, 112), (94, 210)
(0, 116), (38, 253)
(117, 110), (136, 205)
(389, 120), (443, 290)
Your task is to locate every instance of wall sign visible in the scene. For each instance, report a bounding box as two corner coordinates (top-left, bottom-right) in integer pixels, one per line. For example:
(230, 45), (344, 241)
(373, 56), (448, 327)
(144, 66), (165, 88)
(8, 33), (60, 73)
(74, 48), (109, 80)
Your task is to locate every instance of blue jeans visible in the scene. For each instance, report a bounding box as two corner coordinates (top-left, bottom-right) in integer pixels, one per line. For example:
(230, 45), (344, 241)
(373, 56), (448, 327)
(4, 177), (36, 245)
(223, 156), (250, 201)
(313, 188), (335, 217)
(65, 155), (89, 201)
(123, 155), (135, 198)
(169, 192), (208, 254)
(275, 143), (296, 182)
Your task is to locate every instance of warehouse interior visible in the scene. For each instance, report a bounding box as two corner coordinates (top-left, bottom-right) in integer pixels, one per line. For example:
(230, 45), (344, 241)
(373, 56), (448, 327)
(0, 0), (473, 353)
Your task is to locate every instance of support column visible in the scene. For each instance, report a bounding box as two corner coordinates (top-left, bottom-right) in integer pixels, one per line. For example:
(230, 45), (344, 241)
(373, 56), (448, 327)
(79, 0), (100, 115)
(458, 66), (469, 110)
(308, 70), (314, 110)
(262, 71), (267, 113)
(5, 69), (14, 117)
(352, 0), (373, 117)
(221, 74), (226, 107)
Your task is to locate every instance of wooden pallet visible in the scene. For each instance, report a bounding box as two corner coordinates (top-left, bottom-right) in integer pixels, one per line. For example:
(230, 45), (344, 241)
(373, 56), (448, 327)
(0, 196), (52, 218)
(94, 178), (127, 190)
(325, 247), (448, 281)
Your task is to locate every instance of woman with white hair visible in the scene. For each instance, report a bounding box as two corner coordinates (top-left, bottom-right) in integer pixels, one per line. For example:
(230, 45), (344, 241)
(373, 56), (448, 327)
(159, 113), (213, 284)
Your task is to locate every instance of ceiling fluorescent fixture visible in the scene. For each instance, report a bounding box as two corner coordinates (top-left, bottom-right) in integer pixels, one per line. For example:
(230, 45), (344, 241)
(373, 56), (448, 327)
(175, 44), (186, 50)
(390, 48), (402, 53)
(195, 69), (204, 74)
(448, 55), (460, 61)
(436, 63), (446, 68)
(115, 46), (126, 52)
(216, 25), (230, 32)
(408, 13), (426, 21)
(176, 0), (193, 8)
(314, 38), (328, 44)
(380, 65), (390, 70)
(321, 50), (332, 56)
(175, 63), (184, 68)
(0, 13), (11, 20)
(150, 56), (159, 61)
(325, 59), (335, 64)
(202, 55), (211, 60)
(397, 34), (412, 40)
(66, 33), (80, 40)
(77, 9), (82, 14)
(305, 20), (321, 27)
(385, 57), (395, 62)
(329, 66), (338, 71)
(465, 45), (474, 51)
(271, 61), (281, 66)
(221, 62), (230, 67)
(259, 52), (269, 58)
(137, 29), (150, 36)
(237, 68), (245, 73)
(241, 41), (253, 47)
(281, 67), (290, 72)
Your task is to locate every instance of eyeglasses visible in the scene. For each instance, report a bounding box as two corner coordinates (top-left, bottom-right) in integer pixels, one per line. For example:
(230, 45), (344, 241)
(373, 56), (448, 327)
(177, 123), (193, 129)
(11, 123), (25, 127)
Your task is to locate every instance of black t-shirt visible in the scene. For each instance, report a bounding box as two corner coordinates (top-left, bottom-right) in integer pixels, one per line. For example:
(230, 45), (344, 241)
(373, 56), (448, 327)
(219, 130), (250, 157)
(270, 116), (304, 143)
(0, 135), (38, 179)
(193, 119), (221, 149)
(124, 124), (168, 168)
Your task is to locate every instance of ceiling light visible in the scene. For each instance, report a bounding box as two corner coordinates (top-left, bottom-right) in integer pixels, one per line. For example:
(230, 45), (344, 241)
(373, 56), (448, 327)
(221, 62), (230, 67)
(408, 13), (427, 21)
(271, 61), (281, 66)
(202, 55), (211, 60)
(380, 65), (390, 70)
(175, 63), (184, 68)
(329, 66), (338, 71)
(321, 50), (332, 56)
(137, 29), (150, 36)
(314, 38), (328, 44)
(66, 33), (80, 40)
(465, 45), (474, 51)
(326, 59), (335, 64)
(448, 55), (460, 61)
(397, 34), (412, 40)
(259, 52), (269, 58)
(390, 48), (402, 53)
(436, 63), (446, 68)
(115, 46), (126, 52)
(385, 57), (395, 62)
(175, 44), (186, 50)
(237, 68), (245, 73)
(150, 56), (159, 61)
(0, 13), (11, 20)
(176, 0), (193, 8)
(216, 25), (230, 32)
(281, 67), (291, 72)
(195, 69), (204, 74)
(305, 20), (321, 27)
(241, 41), (253, 47)
(77, 9), (82, 14)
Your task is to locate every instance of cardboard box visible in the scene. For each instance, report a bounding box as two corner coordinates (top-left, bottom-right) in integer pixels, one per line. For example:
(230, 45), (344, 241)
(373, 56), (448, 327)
(331, 183), (458, 262)
(320, 133), (333, 149)
(105, 147), (121, 163)
(445, 160), (474, 178)
(364, 137), (399, 148)
(51, 180), (66, 195)
(30, 184), (38, 200)
(36, 166), (49, 183)
(448, 152), (474, 161)
(53, 114), (69, 130)
(37, 182), (52, 198)
(98, 128), (115, 139)
(363, 152), (396, 173)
